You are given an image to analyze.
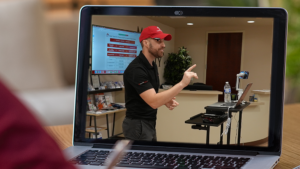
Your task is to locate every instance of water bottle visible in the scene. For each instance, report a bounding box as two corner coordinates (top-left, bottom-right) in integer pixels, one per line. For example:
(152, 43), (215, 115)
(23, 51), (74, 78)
(93, 132), (102, 139)
(224, 82), (231, 103)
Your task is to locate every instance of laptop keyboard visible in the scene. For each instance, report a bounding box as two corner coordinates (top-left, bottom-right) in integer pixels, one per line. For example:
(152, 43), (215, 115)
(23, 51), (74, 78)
(221, 103), (236, 107)
(69, 150), (251, 169)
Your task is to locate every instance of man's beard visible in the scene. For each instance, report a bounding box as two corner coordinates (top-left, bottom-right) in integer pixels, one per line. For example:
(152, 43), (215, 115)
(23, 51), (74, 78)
(149, 42), (164, 58)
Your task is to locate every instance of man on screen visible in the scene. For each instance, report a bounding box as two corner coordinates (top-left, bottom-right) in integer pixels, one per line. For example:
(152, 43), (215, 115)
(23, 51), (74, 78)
(122, 26), (198, 141)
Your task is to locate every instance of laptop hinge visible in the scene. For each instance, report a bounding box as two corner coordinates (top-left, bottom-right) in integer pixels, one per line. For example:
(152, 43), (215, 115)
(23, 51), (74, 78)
(92, 143), (115, 149)
(92, 144), (259, 156)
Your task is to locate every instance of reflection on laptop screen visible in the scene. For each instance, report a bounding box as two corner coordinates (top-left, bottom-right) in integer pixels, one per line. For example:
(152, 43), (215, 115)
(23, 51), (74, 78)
(86, 15), (273, 148)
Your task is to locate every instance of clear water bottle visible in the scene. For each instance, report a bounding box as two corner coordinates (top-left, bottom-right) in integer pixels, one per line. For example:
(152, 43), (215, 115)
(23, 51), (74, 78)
(224, 82), (231, 103)
(98, 132), (102, 139)
(93, 132), (102, 139)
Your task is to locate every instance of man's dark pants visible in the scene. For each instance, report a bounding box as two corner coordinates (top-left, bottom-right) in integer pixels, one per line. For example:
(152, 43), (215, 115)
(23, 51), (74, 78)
(122, 117), (157, 141)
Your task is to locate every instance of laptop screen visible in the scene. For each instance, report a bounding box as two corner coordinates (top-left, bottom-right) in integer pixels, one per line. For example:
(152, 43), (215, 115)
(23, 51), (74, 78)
(74, 6), (286, 153)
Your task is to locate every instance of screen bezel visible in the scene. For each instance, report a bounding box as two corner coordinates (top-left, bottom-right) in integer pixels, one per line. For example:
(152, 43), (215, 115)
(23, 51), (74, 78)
(91, 24), (141, 75)
(74, 6), (287, 155)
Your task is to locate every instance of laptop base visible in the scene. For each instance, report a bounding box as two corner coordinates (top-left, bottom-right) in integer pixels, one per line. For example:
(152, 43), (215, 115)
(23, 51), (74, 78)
(64, 146), (279, 169)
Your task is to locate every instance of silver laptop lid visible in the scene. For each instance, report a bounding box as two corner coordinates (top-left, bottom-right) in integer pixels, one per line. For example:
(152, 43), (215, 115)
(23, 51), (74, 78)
(74, 6), (287, 156)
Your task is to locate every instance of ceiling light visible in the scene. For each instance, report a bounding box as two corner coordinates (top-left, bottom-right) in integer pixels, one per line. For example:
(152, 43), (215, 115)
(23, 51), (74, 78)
(247, 21), (255, 23)
(187, 23), (194, 25)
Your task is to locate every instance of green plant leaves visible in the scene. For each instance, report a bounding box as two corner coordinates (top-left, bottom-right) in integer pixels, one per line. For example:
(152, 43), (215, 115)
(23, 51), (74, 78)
(282, 0), (300, 85)
(163, 47), (192, 85)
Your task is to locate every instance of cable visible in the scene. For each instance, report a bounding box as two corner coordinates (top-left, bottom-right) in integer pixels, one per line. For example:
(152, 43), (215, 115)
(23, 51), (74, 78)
(233, 113), (238, 145)
(221, 107), (231, 137)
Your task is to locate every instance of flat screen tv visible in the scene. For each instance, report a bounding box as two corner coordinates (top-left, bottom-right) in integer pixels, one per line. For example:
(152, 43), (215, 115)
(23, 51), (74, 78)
(91, 25), (142, 75)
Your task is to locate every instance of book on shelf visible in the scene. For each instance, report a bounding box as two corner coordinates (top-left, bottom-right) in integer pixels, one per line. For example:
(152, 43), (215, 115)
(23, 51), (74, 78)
(94, 92), (114, 110)
(104, 92), (114, 104)
(95, 93), (106, 109)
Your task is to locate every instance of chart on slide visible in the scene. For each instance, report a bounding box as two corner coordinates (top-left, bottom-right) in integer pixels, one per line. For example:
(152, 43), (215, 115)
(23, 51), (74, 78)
(91, 26), (142, 74)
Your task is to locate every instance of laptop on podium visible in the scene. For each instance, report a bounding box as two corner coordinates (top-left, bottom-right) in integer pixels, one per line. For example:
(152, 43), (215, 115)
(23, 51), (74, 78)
(208, 83), (253, 108)
(63, 5), (287, 169)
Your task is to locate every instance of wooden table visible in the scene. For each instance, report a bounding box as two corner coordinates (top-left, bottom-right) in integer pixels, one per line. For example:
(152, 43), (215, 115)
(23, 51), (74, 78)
(44, 104), (300, 169)
(86, 108), (126, 138)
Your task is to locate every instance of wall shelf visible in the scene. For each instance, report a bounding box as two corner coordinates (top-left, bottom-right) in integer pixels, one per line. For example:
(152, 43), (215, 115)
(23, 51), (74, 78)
(88, 88), (123, 94)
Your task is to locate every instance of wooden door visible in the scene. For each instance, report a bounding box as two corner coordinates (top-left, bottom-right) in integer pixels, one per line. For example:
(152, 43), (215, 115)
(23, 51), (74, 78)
(206, 33), (243, 101)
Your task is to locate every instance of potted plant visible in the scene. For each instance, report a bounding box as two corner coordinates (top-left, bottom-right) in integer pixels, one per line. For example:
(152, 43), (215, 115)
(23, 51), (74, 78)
(163, 46), (192, 85)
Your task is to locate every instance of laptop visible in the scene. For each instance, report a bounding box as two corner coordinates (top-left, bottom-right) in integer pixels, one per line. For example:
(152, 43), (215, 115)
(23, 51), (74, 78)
(208, 83), (253, 108)
(64, 5), (287, 169)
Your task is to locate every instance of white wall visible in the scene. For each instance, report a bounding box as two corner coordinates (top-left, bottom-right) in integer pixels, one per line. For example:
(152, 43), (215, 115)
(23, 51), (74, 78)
(174, 27), (207, 83)
(174, 24), (273, 99)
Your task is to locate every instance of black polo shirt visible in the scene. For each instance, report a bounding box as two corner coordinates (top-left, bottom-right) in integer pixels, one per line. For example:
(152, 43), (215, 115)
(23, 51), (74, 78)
(123, 51), (160, 120)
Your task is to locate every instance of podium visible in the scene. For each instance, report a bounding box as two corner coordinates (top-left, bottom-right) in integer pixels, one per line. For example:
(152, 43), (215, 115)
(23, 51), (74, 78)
(185, 102), (250, 145)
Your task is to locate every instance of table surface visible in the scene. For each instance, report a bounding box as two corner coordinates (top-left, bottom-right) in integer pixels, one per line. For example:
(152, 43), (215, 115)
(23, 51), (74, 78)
(185, 113), (227, 127)
(86, 108), (126, 116)
(205, 102), (250, 112)
(44, 103), (300, 169)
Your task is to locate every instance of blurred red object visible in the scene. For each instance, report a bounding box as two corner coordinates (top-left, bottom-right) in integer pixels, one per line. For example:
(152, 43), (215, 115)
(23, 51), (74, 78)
(0, 79), (76, 169)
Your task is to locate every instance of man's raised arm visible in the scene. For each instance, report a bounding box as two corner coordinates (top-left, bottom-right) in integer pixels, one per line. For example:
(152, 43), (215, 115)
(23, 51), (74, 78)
(140, 64), (198, 109)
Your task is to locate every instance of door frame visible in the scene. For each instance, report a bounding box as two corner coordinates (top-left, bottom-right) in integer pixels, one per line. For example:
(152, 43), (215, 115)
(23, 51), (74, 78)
(203, 31), (245, 88)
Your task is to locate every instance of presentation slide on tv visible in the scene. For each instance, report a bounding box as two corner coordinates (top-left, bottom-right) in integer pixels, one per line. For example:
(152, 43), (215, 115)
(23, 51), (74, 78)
(91, 26), (142, 74)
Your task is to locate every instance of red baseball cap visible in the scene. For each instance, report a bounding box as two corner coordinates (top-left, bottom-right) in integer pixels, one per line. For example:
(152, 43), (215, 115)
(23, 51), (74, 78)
(139, 26), (172, 42)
